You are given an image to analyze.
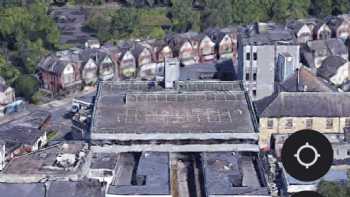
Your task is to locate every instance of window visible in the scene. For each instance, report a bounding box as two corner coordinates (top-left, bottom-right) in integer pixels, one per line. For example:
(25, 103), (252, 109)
(267, 119), (274, 129)
(285, 119), (293, 129)
(306, 119), (313, 129)
(253, 52), (257, 60)
(252, 90), (257, 97)
(346, 118), (350, 127)
(246, 52), (251, 60)
(347, 150), (350, 156)
(245, 73), (250, 81)
(63, 73), (74, 84)
(326, 119), (334, 129)
(253, 73), (257, 81)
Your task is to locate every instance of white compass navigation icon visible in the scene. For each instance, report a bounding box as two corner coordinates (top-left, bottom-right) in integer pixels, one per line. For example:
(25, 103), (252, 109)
(294, 142), (321, 169)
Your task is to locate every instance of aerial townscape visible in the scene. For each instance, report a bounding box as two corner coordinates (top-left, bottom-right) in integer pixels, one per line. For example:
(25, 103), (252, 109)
(2, 0), (350, 197)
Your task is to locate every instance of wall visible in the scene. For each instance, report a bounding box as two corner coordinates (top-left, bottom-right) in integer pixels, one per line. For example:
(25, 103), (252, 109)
(259, 117), (347, 149)
(0, 143), (5, 171)
(241, 44), (299, 101)
(330, 63), (349, 86)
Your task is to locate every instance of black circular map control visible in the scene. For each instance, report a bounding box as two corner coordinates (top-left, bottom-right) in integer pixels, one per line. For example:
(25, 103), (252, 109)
(281, 130), (333, 182)
(292, 191), (324, 197)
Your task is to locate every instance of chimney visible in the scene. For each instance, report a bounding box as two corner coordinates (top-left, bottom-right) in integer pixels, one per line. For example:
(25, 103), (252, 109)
(164, 58), (180, 89)
(296, 68), (300, 91)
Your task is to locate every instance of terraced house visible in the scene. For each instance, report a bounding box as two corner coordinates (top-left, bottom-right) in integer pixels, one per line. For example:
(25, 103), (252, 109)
(38, 50), (82, 95)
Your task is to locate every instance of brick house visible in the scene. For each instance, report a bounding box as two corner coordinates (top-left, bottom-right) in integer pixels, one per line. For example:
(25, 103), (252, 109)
(79, 49), (98, 85)
(132, 43), (153, 68)
(110, 43), (137, 80)
(287, 20), (313, 44)
(197, 34), (216, 63)
(38, 51), (82, 95)
(313, 22), (332, 40)
(166, 33), (198, 66)
(147, 39), (173, 63)
(95, 49), (115, 81)
(206, 27), (238, 60)
(326, 16), (350, 40)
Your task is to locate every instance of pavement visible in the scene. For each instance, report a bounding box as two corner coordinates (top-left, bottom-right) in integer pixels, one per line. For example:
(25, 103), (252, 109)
(27, 87), (96, 141)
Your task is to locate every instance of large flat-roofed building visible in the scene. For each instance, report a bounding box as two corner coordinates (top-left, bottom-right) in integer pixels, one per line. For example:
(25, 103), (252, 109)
(201, 152), (271, 197)
(90, 80), (259, 152)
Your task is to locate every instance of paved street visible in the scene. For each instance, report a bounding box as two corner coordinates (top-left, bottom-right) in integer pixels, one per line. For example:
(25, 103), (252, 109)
(28, 87), (96, 141)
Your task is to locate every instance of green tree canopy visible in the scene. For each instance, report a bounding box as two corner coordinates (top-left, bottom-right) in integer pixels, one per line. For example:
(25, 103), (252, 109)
(318, 180), (350, 197)
(168, 0), (200, 32)
(14, 74), (39, 100)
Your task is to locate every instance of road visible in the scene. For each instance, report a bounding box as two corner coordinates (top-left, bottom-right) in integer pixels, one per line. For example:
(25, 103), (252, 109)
(28, 87), (96, 141)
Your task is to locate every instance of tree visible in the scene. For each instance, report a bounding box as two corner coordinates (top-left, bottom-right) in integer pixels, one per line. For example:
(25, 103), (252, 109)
(85, 12), (112, 42)
(169, 0), (200, 32)
(14, 74), (39, 100)
(309, 0), (332, 17)
(0, 1), (60, 76)
(17, 39), (48, 74)
(0, 53), (20, 85)
(232, 0), (273, 24)
(272, 0), (311, 22)
(201, 0), (233, 29)
(110, 8), (139, 39)
(318, 180), (349, 197)
(332, 0), (350, 15)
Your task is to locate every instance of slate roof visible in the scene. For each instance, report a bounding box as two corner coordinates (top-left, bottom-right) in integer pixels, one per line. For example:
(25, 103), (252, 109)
(0, 110), (50, 146)
(131, 43), (150, 58)
(0, 183), (45, 197)
(326, 16), (347, 32)
(3, 142), (87, 176)
(318, 56), (347, 79)
(313, 21), (330, 34)
(302, 38), (348, 68)
(239, 23), (296, 46)
(286, 20), (309, 35)
(38, 50), (81, 74)
(11, 110), (51, 129)
(79, 48), (109, 65)
(47, 180), (104, 197)
(279, 67), (336, 92)
(0, 180), (104, 197)
(146, 39), (169, 53)
(166, 33), (195, 55)
(0, 125), (44, 145)
(259, 92), (350, 117)
(38, 56), (69, 74)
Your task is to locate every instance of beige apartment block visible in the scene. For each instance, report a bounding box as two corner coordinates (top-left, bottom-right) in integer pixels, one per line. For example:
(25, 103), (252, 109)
(255, 92), (350, 150)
